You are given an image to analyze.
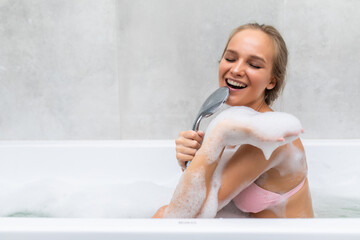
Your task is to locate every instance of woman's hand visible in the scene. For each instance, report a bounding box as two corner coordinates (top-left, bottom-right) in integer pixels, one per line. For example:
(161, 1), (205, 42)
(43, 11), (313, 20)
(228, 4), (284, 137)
(175, 130), (205, 170)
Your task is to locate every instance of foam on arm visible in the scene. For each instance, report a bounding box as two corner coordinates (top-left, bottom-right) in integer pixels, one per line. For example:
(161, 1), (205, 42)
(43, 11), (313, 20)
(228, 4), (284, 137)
(163, 106), (303, 218)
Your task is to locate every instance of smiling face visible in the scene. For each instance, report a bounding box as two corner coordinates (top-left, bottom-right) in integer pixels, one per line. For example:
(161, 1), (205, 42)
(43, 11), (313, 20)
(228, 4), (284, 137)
(219, 29), (277, 110)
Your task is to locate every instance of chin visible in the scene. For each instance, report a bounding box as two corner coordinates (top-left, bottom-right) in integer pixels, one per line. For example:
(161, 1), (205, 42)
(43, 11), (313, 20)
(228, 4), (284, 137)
(225, 98), (241, 107)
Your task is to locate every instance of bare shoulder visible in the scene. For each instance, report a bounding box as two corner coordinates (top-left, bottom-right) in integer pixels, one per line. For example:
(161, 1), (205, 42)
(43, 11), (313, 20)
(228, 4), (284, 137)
(259, 138), (308, 190)
(270, 138), (305, 163)
(292, 138), (305, 152)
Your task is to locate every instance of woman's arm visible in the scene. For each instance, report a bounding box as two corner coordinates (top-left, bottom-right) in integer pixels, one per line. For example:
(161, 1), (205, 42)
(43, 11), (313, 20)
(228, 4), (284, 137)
(216, 144), (282, 209)
(163, 146), (224, 218)
(156, 109), (303, 218)
(163, 131), (300, 217)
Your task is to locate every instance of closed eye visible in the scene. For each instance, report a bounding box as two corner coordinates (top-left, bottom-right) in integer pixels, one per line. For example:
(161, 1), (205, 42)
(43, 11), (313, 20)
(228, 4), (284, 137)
(249, 63), (261, 69)
(225, 58), (236, 62)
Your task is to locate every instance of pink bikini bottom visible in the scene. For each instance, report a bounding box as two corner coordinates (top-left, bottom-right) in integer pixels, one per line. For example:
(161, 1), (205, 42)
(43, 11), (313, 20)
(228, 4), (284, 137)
(233, 179), (306, 213)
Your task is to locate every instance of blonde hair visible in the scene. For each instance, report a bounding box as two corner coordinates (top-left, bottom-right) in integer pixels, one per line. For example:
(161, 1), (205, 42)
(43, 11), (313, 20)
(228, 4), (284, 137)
(221, 23), (288, 105)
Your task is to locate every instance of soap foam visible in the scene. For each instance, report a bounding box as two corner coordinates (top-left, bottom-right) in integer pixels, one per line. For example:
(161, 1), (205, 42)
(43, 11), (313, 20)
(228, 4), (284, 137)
(267, 199), (288, 217)
(203, 106), (303, 162)
(198, 146), (240, 217)
(0, 178), (174, 218)
(274, 142), (307, 177)
(164, 167), (207, 218)
(169, 106), (303, 218)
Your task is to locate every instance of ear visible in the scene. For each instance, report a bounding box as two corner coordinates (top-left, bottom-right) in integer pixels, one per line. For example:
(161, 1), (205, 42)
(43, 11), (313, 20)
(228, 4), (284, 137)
(266, 76), (277, 90)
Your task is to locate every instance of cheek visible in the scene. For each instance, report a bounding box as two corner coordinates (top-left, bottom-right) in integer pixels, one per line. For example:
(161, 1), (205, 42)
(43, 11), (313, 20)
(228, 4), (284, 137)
(218, 64), (225, 75)
(248, 70), (271, 87)
(218, 64), (227, 81)
(218, 59), (230, 75)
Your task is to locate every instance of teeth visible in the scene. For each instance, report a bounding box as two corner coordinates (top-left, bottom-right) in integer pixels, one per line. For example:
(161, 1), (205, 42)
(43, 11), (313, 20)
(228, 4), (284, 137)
(226, 79), (247, 88)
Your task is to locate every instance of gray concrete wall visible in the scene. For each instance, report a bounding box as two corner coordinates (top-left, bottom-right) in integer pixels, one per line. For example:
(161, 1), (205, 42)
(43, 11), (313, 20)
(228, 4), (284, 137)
(0, 0), (359, 139)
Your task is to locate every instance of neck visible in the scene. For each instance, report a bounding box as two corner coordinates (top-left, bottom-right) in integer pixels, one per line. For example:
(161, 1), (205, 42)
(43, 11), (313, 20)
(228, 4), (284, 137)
(255, 100), (265, 112)
(246, 99), (268, 112)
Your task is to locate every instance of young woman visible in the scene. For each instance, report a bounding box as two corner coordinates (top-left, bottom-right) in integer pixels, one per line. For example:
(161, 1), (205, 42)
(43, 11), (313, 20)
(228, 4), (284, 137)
(153, 23), (314, 218)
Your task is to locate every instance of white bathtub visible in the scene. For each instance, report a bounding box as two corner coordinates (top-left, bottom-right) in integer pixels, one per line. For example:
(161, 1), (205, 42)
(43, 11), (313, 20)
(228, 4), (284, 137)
(0, 139), (359, 240)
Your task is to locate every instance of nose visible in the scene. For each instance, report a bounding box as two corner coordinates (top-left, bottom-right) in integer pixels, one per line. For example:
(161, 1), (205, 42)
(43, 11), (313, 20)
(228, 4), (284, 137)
(230, 60), (245, 77)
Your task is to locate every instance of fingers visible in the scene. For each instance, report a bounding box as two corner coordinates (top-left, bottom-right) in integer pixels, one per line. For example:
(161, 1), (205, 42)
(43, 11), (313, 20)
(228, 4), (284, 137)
(197, 130), (205, 139)
(283, 129), (304, 139)
(176, 152), (194, 170)
(175, 130), (204, 169)
(179, 130), (204, 145)
(249, 128), (303, 143)
(176, 130), (204, 149)
(176, 138), (201, 149)
(176, 145), (198, 156)
(276, 129), (304, 142)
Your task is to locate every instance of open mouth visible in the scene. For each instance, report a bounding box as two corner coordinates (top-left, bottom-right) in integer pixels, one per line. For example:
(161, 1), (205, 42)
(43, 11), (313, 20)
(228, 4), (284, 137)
(225, 78), (247, 89)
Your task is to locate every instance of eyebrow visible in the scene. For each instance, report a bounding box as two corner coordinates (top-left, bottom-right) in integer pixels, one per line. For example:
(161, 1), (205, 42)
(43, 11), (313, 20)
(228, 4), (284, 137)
(225, 49), (267, 64)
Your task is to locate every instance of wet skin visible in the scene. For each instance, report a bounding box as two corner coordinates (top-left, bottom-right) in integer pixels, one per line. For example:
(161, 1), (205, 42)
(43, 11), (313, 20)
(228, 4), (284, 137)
(154, 29), (314, 218)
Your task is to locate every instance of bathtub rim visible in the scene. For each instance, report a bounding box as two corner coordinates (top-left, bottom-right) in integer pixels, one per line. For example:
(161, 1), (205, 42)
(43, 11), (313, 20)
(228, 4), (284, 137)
(0, 138), (360, 144)
(0, 217), (359, 240)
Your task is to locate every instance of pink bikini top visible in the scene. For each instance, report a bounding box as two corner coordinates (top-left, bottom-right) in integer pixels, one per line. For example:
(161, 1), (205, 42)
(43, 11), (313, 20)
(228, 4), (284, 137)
(233, 179), (306, 213)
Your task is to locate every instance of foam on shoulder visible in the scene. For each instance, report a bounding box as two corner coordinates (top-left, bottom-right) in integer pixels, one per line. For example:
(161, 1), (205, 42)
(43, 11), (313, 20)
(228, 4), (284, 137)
(203, 106), (303, 161)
